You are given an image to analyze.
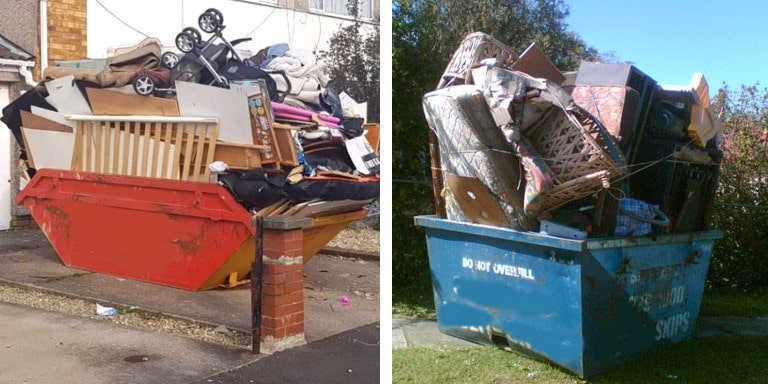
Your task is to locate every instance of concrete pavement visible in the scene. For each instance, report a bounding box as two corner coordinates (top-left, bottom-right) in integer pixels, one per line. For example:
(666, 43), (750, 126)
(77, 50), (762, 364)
(0, 301), (253, 384)
(0, 229), (380, 384)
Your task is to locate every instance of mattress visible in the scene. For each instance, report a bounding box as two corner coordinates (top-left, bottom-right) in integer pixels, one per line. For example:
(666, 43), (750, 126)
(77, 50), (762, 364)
(422, 85), (537, 230)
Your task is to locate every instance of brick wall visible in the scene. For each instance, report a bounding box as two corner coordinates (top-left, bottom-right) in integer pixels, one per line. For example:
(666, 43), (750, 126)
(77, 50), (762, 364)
(36, 0), (87, 79)
(10, 215), (39, 230)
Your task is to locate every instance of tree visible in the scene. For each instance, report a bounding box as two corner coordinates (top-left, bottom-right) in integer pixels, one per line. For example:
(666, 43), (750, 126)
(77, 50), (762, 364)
(392, 0), (603, 292)
(708, 84), (768, 289)
(321, 1), (380, 122)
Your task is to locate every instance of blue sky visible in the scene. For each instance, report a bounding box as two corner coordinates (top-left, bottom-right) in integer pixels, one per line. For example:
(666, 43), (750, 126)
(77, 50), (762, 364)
(565, 0), (768, 95)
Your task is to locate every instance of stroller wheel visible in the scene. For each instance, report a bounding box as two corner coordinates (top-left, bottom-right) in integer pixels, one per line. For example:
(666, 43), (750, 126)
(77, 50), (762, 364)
(198, 12), (220, 33)
(175, 31), (197, 53)
(204, 8), (224, 26)
(133, 74), (155, 96)
(161, 52), (180, 69)
(181, 27), (202, 45)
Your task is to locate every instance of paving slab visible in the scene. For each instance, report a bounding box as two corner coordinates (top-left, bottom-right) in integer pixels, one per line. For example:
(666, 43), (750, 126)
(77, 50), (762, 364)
(0, 230), (379, 343)
(0, 301), (255, 384)
(392, 317), (475, 349)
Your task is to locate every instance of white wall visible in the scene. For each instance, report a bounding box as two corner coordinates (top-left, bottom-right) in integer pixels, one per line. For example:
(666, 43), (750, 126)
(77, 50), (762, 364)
(0, 84), (11, 230)
(87, 0), (370, 59)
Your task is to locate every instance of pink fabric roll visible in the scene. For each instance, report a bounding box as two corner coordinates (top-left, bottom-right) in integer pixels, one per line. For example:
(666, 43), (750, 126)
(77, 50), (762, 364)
(271, 102), (340, 124)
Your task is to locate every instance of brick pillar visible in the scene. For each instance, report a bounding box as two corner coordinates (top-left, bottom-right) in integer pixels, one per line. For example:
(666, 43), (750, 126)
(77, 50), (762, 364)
(258, 216), (313, 353)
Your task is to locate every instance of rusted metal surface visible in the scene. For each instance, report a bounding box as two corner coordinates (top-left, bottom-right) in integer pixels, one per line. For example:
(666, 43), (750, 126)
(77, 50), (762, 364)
(16, 169), (368, 291)
(415, 215), (722, 377)
(16, 169), (254, 291)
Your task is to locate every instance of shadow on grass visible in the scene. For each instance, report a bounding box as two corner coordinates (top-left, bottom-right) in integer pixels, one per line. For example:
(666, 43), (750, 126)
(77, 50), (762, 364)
(700, 286), (768, 317)
(591, 335), (768, 383)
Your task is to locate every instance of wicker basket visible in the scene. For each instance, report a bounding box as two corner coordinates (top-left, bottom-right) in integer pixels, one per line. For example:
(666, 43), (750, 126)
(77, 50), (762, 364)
(521, 105), (626, 214)
(437, 32), (516, 89)
(525, 105), (625, 183)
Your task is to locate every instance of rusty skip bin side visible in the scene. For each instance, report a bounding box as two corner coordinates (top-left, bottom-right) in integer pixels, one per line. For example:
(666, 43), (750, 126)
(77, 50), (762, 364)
(16, 169), (255, 291)
(415, 215), (722, 378)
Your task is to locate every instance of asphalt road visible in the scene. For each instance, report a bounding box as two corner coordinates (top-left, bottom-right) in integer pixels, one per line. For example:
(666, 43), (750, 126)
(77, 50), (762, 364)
(191, 322), (381, 384)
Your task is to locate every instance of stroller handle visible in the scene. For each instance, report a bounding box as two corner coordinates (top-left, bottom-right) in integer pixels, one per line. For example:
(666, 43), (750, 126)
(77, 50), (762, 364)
(230, 37), (252, 46)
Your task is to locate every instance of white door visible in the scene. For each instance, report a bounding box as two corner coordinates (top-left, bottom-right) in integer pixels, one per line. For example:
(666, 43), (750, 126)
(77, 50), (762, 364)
(0, 84), (11, 230)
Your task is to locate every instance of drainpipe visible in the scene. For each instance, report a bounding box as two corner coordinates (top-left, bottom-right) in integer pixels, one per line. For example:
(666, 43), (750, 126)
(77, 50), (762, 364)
(0, 59), (37, 87)
(40, 0), (48, 77)
(18, 65), (36, 87)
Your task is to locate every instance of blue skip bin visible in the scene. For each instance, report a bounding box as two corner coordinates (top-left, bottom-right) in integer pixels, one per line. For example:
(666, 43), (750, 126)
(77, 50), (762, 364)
(415, 215), (722, 377)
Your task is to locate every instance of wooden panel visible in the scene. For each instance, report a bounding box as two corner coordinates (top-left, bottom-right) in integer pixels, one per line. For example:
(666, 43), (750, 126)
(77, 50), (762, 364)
(273, 127), (299, 167)
(21, 128), (75, 170)
(247, 92), (282, 165)
(445, 173), (510, 227)
(363, 123), (380, 155)
(20, 110), (73, 133)
(176, 81), (252, 144)
(44, 75), (92, 115)
(86, 87), (180, 116)
(30, 106), (76, 129)
(212, 142), (264, 169)
(512, 42), (565, 85)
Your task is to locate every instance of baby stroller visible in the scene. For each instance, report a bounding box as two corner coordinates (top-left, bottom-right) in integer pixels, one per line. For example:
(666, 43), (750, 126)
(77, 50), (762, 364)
(170, 8), (286, 101)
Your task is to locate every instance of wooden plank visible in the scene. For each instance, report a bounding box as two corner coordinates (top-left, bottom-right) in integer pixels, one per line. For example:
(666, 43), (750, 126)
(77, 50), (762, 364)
(203, 123), (218, 181)
(84, 121), (93, 172)
(131, 122), (141, 176)
(293, 199), (372, 218)
(181, 124), (195, 181)
(70, 122), (83, 170)
(274, 128), (298, 167)
(20, 110), (73, 133)
(254, 199), (290, 217)
(121, 123), (131, 175)
(94, 122), (103, 173)
(86, 87), (180, 116)
(110, 121), (119, 173)
(172, 125), (184, 179)
(193, 123), (207, 182)
(211, 142), (264, 169)
(162, 123), (173, 179)
(316, 170), (362, 180)
(140, 122), (152, 177)
(273, 122), (301, 131)
(269, 200), (293, 217)
(151, 122), (162, 178)
(511, 42), (566, 84)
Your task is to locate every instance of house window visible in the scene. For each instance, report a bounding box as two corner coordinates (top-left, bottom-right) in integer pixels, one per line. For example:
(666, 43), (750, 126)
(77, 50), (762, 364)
(310, 0), (373, 20)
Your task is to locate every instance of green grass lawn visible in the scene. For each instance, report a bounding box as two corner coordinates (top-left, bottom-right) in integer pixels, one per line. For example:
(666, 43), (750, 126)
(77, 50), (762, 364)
(393, 336), (768, 383)
(393, 281), (768, 383)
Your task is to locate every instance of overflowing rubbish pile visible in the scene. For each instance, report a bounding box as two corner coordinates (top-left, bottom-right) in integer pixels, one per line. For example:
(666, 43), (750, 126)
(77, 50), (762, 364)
(2, 8), (380, 219)
(424, 32), (722, 238)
